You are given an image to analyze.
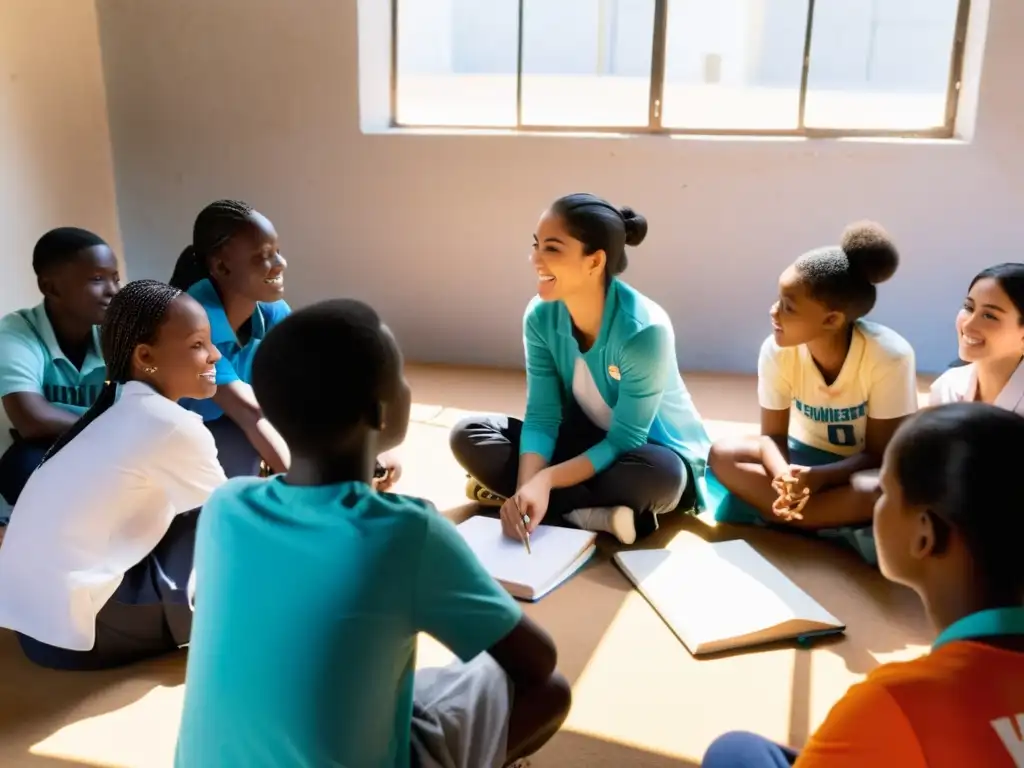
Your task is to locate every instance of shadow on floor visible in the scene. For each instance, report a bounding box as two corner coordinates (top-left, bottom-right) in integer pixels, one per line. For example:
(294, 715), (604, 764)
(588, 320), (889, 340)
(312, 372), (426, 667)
(536, 729), (701, 767)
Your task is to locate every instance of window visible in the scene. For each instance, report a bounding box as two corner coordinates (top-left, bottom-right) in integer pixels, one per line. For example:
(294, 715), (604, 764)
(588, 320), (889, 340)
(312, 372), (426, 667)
(391, 0), (971, 137)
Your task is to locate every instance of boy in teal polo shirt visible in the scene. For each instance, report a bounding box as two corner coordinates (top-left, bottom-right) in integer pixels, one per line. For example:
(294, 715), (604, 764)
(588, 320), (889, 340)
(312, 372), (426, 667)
(0, 228), (119, 512)
(176, 299), (570, 768)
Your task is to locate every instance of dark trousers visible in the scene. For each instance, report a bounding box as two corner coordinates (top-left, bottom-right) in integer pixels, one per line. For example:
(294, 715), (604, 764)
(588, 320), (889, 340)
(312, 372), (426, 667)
(449, 400), (693, 541)
(17, 508), (200, 671)
(702, 732), (799, 767)
(205, 415), (263, 479)
(0, 433), (52, 508)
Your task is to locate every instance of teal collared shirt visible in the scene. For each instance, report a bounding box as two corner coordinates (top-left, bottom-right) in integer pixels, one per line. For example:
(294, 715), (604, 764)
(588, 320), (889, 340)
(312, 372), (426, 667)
(520, 278), (714, 509)
(0, 304), (106, 417)
(181, 279), (291, 421)
(933, 607), (1024, 650)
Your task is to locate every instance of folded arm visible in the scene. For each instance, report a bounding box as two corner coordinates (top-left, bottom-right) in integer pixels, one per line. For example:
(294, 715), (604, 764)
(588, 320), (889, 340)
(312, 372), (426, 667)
(0, 334), (77, 441)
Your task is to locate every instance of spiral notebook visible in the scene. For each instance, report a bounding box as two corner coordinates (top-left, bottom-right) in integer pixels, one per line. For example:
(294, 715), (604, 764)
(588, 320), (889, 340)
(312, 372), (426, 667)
(614, 533), (844, 655)
(456, 516), (597, 601)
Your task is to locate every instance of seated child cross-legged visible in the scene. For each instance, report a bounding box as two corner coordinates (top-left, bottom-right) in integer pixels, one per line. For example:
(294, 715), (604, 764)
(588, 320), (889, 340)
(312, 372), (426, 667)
(707, 222), (918, 564)
(175, 299), (571, 768)
(703, 402), (1024, 767)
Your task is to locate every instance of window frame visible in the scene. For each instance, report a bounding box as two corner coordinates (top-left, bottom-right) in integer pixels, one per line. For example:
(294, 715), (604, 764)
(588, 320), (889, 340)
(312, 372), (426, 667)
(389, 0), (973, 139)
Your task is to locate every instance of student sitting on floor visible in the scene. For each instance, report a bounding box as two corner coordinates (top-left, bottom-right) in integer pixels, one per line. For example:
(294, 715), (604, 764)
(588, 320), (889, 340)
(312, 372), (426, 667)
(703, 402), (1024, 768)
(168, 199), (291, 478)
(706, 222), (917, 564)
(169, 200), (401, 487)
(0, 280), (227, 670)
(930, 263), (1024, 412)
(176, 299), (571, 768)
(449, 193), (712, 546)
(0, 227), (120, 512)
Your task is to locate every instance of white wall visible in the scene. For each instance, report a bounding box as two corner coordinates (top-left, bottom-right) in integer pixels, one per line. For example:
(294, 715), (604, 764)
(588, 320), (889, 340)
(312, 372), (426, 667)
(95, 0), (1022, 374)
(0, 0), (121, 446)
(0, 0), (122, 314)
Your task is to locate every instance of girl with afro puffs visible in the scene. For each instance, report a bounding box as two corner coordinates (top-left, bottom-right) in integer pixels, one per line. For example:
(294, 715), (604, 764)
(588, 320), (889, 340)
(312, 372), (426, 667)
(706, 222), (918, 565)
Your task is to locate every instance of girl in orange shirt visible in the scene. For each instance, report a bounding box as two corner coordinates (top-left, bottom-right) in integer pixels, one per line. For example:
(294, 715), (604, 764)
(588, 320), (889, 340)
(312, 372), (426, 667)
(703, 402), (1024, 767)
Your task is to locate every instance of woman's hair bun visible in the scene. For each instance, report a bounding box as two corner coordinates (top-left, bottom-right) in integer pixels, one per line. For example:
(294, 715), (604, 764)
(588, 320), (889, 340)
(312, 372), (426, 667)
(841, 220), (898, 285)
(620, 206), (648, 248)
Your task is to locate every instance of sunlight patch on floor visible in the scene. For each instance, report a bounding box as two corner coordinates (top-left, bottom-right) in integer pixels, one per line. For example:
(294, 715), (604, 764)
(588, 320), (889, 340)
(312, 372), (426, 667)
(562, 588), (795, 759)
(31, 685), (183, 768)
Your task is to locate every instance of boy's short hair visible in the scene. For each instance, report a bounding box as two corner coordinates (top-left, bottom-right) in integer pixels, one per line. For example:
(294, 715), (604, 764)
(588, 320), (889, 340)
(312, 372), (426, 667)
(33, 227), (108, 276)
(251, 298), (400, 452)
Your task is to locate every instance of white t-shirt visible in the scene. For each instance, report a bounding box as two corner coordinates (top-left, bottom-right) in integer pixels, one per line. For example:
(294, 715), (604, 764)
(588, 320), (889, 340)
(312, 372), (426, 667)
(758, 320), (918, 456)
(929, 360), (1024, 414)
(0, 381), (227, 651)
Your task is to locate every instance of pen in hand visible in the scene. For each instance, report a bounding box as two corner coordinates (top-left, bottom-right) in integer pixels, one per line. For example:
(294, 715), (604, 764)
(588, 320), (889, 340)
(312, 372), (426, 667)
(513, 498), (531, 555)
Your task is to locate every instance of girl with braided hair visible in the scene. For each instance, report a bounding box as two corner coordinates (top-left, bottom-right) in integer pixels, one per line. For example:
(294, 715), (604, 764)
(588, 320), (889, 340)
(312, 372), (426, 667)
(170, 199), (402, 488)
(169, 199), (291, 479)
(0, 280), (227, 670)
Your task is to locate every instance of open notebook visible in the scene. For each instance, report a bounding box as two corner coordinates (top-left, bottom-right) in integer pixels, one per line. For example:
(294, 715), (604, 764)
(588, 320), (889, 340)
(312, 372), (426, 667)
(614, 533), (844, 655)
(456, 516), (597, 601)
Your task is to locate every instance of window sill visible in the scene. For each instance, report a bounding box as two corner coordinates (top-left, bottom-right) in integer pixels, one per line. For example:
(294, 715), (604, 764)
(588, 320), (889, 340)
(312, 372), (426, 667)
(360, 124), (969, 146)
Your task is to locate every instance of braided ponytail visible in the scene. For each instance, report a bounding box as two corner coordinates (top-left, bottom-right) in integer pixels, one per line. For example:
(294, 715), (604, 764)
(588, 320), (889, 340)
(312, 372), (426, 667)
(169, 199), (256, 290)
(40, 280), (184, 464)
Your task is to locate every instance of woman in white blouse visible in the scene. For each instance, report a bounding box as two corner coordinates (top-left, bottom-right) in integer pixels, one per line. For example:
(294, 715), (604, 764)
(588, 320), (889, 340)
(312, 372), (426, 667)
(931, 264), (1024, 413)
(0, 280), (227, 670)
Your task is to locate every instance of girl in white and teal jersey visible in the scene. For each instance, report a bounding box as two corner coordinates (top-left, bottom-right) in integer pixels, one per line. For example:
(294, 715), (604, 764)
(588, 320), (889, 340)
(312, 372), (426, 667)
(706, 221), (919, 565)
(450, 193), (713, 546)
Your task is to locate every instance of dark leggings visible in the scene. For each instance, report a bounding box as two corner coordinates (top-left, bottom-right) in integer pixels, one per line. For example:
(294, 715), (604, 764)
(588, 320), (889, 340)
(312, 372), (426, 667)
(0, 435), (52, 508)
(17, 508), (200, 671)
(205, 415), (263, 478)
(449, 400), (694, 541)
(702, 732), (799, 767)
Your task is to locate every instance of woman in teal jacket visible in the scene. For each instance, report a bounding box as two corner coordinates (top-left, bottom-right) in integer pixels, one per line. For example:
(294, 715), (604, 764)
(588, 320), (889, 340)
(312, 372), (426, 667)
(450, 193), (713, 545)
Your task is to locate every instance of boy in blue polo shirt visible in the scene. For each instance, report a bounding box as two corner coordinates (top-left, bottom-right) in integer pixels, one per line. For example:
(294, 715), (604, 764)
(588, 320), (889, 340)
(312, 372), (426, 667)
(0, 228), (119, 511)
(176, 299), (571, 768)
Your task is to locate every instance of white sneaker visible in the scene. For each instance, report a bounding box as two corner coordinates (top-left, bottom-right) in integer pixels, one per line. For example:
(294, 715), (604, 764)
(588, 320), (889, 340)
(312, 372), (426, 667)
(565, 506), (637, 545)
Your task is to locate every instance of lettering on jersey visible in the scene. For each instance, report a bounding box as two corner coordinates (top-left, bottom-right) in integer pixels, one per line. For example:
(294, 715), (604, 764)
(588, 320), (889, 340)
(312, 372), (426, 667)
(991, 713), (1024, 767)
(793, 398), (868, 448)
(43, 383), (103, 409)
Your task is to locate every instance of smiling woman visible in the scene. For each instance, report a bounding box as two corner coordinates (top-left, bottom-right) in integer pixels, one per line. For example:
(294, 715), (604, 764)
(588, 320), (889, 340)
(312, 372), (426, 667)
(450, 193), (714, 547)
(930, 263), (1024, 412)
(0, 280), (228, 671)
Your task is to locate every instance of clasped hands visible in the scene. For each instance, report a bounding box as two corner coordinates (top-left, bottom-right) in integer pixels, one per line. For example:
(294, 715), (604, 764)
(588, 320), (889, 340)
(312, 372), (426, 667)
(770, 465), (823, 521)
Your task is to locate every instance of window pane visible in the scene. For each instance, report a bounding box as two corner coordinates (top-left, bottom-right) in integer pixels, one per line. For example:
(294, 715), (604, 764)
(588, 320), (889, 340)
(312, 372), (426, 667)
(804, 0), (961, 130)
(661, 0), (808, 130)
(520, 0), (656, 127)
(395, 0), (519, 127)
